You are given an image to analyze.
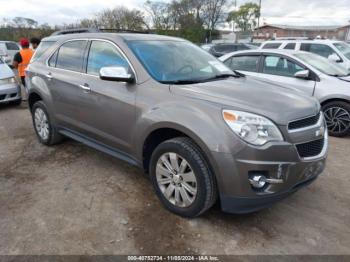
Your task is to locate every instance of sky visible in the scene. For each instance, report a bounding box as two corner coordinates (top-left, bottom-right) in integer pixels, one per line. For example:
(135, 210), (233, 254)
(0, 0), (349, 26)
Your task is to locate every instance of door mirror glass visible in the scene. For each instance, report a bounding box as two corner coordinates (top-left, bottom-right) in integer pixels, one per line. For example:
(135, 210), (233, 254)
(328, 53), (341, 63)
(99, 66), (135, 83)
(294, 69), (310, 79)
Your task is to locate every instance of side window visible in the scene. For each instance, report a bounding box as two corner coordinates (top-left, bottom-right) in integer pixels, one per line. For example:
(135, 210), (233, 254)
(230, 56), (260, 72)
(301, 43), (338, 59)
(284, 43), (296, 50)
(87, 41), (129, 76)
(262, 43), (282, 49)
(5, 42), (20, 51)
(223, 57), (232, 67)
(56, 40), (87, 72)
(263, 56), (304, 77)
(48, 50), (58, 67)
(32, 41), (55, 61)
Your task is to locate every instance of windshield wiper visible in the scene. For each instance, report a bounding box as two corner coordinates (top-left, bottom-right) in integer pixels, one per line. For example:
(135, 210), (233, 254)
(160, 79), (204, 85)
(160, 72), (243, 85)
(201, 73), (242, 82)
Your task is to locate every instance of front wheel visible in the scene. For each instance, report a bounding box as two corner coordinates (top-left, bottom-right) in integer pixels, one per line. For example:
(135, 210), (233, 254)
(149, 137), (217, 217)
(31, 101), (63, 145)
(323, 101), (350, 137)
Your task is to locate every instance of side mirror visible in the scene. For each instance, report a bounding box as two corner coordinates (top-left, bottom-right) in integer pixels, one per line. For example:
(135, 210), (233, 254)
(99, 66), (135, 83)
(328, 54), (341, 63)
(294, 70), (310, 79)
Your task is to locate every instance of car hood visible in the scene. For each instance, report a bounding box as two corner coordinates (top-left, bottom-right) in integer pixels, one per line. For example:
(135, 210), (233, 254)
(170, 77), (320, 126)
(0, 63), (14, 79)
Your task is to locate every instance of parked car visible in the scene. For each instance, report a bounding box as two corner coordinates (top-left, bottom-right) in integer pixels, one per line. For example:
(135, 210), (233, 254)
(27, 33), (327, 217)
(0, 57), (21, 105)
(0, 41), (21, 65)
(220, 49), (350, 136)
(259, 40), (350, 71)
(209, 43), (257, 57)
(200, 43), (214, 52)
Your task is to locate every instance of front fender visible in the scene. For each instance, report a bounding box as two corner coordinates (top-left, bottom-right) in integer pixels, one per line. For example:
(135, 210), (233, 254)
(133, 100), (245, 163)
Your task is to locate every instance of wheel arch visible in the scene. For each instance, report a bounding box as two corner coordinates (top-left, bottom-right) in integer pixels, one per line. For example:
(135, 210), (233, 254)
(140, 123), (218, 178)
(320, 97), (350, 107)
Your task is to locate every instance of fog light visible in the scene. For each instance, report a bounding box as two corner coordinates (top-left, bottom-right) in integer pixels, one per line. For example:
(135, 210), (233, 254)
(249, 175), (267, 189)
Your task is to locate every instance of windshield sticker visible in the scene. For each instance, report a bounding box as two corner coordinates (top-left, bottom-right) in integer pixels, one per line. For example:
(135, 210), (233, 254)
(209, 61), (229, 72)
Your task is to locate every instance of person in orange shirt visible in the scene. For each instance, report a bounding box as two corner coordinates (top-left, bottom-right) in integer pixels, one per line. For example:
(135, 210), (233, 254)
(12, 38), (34, 93)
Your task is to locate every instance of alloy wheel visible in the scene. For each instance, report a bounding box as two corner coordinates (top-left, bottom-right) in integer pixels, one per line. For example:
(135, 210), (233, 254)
(156, 152), (197, 207)
(34, 108), (50, 141)
(324, 107), (350, 135)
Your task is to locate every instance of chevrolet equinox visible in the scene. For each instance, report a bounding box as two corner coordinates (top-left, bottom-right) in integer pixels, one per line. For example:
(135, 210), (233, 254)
(26, 33), (328, 217)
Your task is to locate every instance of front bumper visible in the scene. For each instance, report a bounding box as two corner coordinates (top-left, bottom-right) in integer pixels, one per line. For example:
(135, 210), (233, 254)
(0, 83), (21, 104)
(211, 129), (328, 214)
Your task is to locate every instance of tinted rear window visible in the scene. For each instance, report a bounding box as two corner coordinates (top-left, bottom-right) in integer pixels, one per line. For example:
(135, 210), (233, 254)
(284, 43), (296, 50)
(262, 43), (282, 49)
(5, 42), (20, 50)
(230, 55), (260, 72)
(56, 40), (87, 72)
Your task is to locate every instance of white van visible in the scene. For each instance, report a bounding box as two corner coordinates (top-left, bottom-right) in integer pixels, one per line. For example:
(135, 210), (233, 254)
(0, 41), (21, 65)
(260, 40), (350, 71)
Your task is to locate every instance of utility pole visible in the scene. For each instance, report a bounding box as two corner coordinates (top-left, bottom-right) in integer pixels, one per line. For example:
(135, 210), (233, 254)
(257, 0), (262, 29)
(256, 0), (262, 40)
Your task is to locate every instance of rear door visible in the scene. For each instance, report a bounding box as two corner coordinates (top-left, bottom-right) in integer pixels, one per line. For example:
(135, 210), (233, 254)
(223, 54), (262, 78)
(257, 54), (316, 96)
(46, 39), (89, 132)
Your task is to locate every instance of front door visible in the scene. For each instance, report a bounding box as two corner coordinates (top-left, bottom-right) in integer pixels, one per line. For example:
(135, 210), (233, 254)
(77, 40), (136, 154)
(257, 55), (316, 96)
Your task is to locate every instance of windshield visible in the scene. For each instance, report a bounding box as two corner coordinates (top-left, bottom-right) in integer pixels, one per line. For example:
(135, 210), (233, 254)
(127, 40), (235, 84)
(295, 52), (349, 77)
(334, 42), (350, 60)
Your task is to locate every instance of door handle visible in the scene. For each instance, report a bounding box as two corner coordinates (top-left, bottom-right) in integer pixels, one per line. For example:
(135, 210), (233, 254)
(79, 84), (91, 93)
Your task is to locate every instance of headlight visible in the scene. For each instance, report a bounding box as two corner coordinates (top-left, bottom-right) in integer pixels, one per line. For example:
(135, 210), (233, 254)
(222, 110), (283, 146)
(0, 77), (16, 85)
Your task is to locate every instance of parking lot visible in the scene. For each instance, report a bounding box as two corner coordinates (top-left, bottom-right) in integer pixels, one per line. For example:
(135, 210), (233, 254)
(0, 103), (349, 255)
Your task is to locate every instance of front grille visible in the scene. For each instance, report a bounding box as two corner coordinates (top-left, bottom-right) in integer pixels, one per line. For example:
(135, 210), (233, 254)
(288, 113), (320, 130)
(0, 95), (6, 101)
(296, 138), (324, 158)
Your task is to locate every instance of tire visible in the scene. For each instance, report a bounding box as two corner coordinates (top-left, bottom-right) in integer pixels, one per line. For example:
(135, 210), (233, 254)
(31, 101), (63, 145)
(149, 137), (218, 218)
(10, 99), (21, 106)
(322, 101), (350, 137)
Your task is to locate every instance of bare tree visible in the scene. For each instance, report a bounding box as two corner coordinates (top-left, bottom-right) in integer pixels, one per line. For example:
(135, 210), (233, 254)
(80, 6), (148, 31)
(202, 0), (228, 37)
(144, 1), (173, 30)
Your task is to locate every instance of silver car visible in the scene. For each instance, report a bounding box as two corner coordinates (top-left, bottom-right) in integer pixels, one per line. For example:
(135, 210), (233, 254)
(220, 49), (350, 137)
(0, 57), (21, 105)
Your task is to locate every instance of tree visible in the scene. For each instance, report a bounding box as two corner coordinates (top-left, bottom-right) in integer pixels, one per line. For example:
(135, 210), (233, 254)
(80, 6), (148, 31)
(144, 1), (173, 30)
(227, 2), (260, 32)
(202, 0), (228, 31)
(12, 17), (38, 28)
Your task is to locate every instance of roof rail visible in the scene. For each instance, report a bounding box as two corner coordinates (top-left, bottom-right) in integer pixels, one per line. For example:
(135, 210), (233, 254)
(51, 28), (100, 36)
(50, 28), (150, 36)
(98, 28), (150, 34)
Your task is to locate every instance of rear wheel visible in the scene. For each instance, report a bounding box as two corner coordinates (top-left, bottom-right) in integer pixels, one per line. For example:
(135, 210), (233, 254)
(149, 137), (217, 217)
(322, 101), (350, 137)
(31, 101), (63, 145)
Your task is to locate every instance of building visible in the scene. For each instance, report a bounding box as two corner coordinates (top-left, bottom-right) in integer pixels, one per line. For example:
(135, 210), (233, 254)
(255, 24), (350, 41)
